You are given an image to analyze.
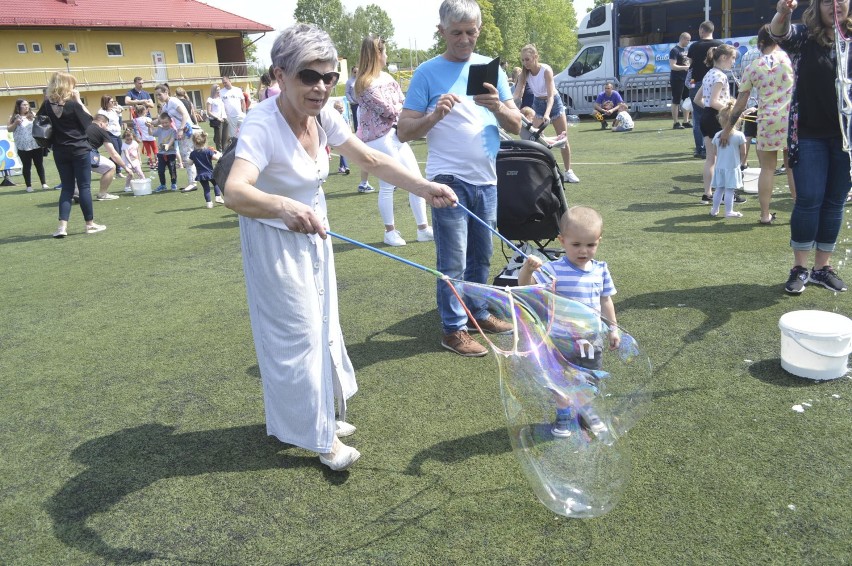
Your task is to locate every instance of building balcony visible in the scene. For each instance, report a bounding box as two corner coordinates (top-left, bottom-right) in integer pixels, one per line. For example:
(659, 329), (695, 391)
(0, 62), (258, 98)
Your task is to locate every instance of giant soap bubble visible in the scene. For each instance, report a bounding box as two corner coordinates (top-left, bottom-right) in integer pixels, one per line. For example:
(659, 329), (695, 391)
(447, 279), (652, 518)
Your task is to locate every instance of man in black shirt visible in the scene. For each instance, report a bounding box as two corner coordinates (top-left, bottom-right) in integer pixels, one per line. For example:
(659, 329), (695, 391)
(86, 114), (124, 200)
(669, 32), (692, 129)
(687, 21), (722, 158)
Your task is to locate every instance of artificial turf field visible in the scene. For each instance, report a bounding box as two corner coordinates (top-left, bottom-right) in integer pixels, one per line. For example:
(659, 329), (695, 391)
(1, 116), (851, 564)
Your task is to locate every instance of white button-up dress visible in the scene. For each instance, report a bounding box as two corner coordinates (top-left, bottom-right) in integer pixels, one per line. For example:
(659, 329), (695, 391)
(235, 99), (356, 453)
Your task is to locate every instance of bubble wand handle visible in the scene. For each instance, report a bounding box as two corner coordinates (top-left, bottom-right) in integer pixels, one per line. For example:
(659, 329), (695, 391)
(328, 231), (445, 279)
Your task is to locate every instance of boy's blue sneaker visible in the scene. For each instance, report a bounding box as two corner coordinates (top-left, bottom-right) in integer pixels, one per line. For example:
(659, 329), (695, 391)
(170, 183), (178, 191)
(154, 184), (167, 193)
(551, 407), (574, 438)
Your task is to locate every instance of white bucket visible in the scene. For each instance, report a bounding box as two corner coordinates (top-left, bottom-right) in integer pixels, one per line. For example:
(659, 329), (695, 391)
(131, 178), (152, 196)
(779, 310), (852, 381)
(742, 168), (760, 194)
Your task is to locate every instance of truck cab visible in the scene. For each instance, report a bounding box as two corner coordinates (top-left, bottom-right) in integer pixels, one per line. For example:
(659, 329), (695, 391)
(555, 0), (787, 117)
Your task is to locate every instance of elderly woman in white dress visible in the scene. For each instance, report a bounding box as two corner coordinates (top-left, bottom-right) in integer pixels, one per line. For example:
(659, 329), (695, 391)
(224, 24), (456, 472)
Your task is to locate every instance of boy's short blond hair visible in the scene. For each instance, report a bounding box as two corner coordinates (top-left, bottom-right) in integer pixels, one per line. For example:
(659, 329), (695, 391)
(333, 100), (344, 111)
(520, 106), (535, 120)
(559, 205), (603, 235)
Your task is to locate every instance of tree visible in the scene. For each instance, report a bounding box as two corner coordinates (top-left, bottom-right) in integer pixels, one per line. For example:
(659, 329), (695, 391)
(590, 0), (608, 11)
(338, 5), (396, 65)
(294, 0), (345, 37)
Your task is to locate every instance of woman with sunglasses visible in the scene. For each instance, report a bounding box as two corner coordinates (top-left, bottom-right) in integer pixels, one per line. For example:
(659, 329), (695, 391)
(355, 35), (434, 246)
(771, 0), (852, 294)
(224, 24), (456, 472)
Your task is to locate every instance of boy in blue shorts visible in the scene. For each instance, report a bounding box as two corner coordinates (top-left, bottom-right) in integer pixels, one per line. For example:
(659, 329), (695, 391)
(518, 206), (620, 438)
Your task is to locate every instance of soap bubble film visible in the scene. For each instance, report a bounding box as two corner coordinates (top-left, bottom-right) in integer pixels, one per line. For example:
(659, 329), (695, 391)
(446, 279), (652, 518)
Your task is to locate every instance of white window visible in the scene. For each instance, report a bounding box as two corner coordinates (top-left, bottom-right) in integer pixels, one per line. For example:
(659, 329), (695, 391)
(32, 43), (42, 53)
(176, 43), (194, 64)
(68, 43), (77, 53)
(106, 43), (123, 57)
(17, 43), (26, 54)
(189, 91), (203, 109)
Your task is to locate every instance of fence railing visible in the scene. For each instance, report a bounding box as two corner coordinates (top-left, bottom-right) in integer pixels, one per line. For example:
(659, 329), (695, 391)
(0, 62), (259, 95)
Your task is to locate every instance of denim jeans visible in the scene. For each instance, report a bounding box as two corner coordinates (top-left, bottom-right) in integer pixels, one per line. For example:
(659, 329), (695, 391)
(689, 85), (704, 153)
(53, 148), (93, 222)
(790, 137), (852, 252)
(431, 175), (497, 333)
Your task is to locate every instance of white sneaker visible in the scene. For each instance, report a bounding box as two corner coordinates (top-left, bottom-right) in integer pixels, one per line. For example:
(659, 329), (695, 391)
(206, 201), (214, 209)
(97, 193), (119, 201)
(26, 186), (33, 193)
(319, 441), (361, 471)
(42, 184), (50, 190)
(214, 195), (225, 204)
(357, 183), (375, 194)
(416, 226), (434, 242)
(181, 184), (197, 193)
(383, 229), (406, 246)
(124, 187), (133, 192)
(336, 421), (357, 437)
(563, 169), (580, 183)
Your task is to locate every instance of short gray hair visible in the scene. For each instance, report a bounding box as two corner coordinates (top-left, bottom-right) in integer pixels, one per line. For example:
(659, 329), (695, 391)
(271, 24), (338, 77)
(439, 0), (482, 28)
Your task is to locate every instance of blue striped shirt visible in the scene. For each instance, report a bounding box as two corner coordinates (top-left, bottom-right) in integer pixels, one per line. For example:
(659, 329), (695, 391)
(533, 257), (616, 311)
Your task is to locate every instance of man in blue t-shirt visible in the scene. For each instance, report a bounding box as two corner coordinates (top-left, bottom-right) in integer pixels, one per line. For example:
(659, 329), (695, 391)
(398, 0), (522, 358)
(126, 76), (154, 117)
(593, 83), (627, 129)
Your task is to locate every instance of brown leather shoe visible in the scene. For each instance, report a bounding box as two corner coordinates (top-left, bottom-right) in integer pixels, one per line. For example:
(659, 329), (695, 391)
(474, 314), (513, 335)
(441, 330), (487, 357)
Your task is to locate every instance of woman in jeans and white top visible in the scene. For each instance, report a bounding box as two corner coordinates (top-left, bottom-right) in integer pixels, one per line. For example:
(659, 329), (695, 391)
(513, 44), (580, 183)
(206, 84), (228, 151)
(355, 34), (433, 246)
(8, 99), (50, 192)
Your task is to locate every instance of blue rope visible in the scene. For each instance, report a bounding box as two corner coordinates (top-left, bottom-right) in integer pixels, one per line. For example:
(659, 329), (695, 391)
(328, 231), (445, 279)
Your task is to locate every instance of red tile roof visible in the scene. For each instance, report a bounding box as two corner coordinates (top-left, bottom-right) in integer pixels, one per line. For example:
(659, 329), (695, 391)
(0, 0), (273, 32)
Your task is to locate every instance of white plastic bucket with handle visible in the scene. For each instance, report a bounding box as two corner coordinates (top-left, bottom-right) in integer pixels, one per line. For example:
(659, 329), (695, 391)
(131, 178), (151, 196)
(779, 310), (852, 380)
(742, 168), (760, 194)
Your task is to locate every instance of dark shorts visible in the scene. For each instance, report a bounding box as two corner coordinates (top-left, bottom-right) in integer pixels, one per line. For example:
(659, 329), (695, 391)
(670, 78), (689, 104)
(743, 110), (757, 138)
(700, 107), (721, 139)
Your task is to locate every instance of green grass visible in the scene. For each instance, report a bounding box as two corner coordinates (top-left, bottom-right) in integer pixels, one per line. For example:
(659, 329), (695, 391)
(1, 117), (851, 565)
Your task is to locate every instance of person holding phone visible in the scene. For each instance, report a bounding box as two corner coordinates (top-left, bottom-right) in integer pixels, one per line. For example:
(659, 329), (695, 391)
(397, 0), (522, 358)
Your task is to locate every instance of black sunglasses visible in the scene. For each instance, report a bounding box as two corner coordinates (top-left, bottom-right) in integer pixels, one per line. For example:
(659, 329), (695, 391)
(297, 69), (340, 87)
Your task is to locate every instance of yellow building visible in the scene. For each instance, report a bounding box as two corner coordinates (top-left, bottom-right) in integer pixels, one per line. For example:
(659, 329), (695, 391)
(0, 0), (273, 116)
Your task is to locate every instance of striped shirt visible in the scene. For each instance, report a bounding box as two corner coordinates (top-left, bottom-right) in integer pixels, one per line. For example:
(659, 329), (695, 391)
(533, 256), (616, 311)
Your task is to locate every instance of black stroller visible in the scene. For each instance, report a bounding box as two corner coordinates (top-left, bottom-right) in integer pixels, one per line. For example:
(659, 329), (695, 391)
(492, 118), (569, 286)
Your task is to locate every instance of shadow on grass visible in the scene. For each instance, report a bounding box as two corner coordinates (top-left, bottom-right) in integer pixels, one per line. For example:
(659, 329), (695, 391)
(748, 358), (836, 388)
(405, 428), (511, 476)
(346, 311), (443, 369)
(618, 283), (785, 345)
(0, 233), (55, 245)
(45, 423), (339, 563)
(189, 218), (239, 230)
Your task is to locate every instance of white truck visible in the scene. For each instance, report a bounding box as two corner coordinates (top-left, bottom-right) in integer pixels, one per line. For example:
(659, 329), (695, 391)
(554, 0), (802, 116)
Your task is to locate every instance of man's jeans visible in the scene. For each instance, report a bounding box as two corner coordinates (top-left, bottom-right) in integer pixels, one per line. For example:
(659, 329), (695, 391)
(431, 175), (497, 333)
(791, 137), (852, 252)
